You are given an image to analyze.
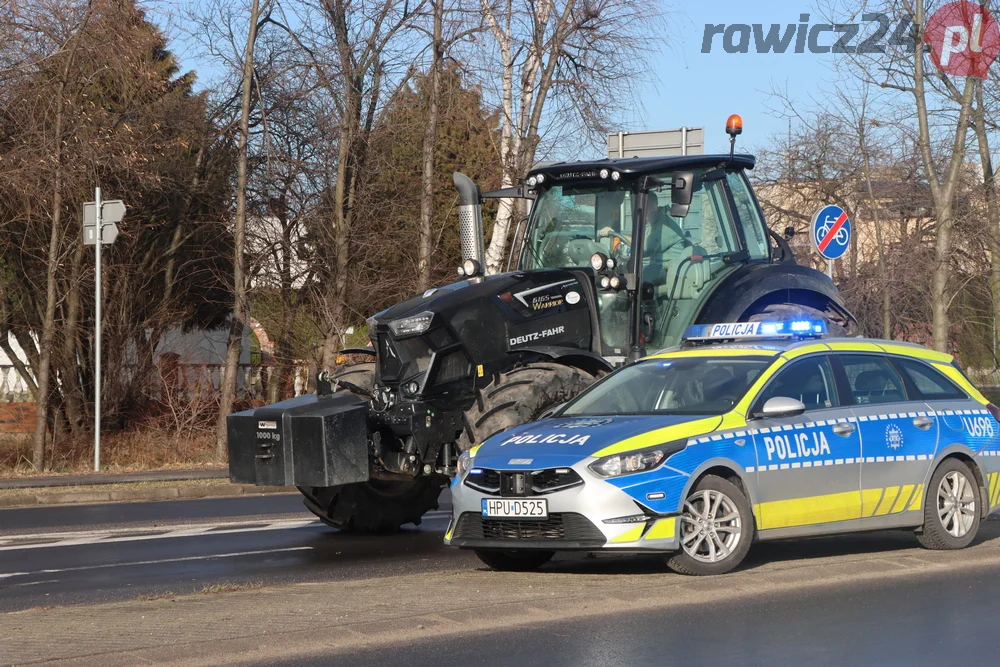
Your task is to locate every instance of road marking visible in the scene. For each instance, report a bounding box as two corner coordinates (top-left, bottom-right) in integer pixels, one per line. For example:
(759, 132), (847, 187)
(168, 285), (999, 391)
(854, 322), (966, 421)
(0, 547), (313, 581)
(0, 518), (318, 552)
(0, 510), (451, 553)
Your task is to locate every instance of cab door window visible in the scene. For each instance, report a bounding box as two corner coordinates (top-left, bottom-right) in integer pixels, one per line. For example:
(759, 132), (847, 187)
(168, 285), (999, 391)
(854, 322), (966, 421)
(725, 171), (769, 260)
(840, 355), (907, 405)
(892, 358), (967, 401)
(754, 356), (839, 411)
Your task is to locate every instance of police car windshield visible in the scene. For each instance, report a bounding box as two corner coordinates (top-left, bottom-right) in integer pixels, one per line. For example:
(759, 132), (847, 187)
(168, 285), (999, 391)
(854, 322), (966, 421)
(562, 357), (772, 416)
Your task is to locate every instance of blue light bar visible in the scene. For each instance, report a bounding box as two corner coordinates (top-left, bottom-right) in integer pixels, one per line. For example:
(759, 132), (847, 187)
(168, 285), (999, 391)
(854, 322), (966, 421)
(683, 320), (827, 342)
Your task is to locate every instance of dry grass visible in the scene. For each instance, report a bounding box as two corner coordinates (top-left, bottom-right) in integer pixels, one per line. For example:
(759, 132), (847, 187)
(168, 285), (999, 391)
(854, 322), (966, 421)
(0, 427), (219, 477)
(199, 582), (263, 595)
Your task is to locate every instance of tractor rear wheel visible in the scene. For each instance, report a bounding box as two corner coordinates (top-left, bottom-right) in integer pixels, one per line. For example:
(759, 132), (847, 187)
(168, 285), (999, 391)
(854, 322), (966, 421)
(457, 362), (595, 450)
(297, 362), (446, 532)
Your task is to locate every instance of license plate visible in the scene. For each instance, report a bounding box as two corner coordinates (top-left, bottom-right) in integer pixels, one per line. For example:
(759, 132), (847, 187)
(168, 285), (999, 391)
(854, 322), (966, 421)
(481, 498), (548, 519)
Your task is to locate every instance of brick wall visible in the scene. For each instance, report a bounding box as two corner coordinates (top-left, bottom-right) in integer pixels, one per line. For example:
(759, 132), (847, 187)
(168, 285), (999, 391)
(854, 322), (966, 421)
(0, 402), (36, 434)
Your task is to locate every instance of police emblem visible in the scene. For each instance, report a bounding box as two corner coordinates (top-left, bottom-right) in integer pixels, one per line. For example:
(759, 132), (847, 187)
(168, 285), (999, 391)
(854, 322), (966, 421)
(885, 423), (904, 450)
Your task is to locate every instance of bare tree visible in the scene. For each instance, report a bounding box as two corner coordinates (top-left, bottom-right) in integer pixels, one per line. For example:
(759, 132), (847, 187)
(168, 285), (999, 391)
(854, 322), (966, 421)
(216, 0), (270, 459)
(476, 0), (668, 273)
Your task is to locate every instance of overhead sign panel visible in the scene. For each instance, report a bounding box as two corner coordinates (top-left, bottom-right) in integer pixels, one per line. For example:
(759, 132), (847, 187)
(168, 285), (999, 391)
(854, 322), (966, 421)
(607, 127), (704, 159)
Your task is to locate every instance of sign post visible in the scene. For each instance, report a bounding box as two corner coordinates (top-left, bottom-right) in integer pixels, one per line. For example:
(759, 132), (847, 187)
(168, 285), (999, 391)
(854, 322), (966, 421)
(82, 193), (124, 471)
(811, 205), (852, 279)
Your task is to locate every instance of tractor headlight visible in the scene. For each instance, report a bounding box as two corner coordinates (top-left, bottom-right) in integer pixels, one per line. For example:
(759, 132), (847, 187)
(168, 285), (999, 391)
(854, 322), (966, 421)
(590, 252), (608, 271)
(588, 441), (685, 478)
(457, 450), (473, 475)
(389, 312), (433, 338)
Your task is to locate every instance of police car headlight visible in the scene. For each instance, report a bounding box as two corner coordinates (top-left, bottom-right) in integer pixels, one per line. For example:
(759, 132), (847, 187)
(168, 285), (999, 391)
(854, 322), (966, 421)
(588, 442), (684, 478)
(457, 451), (473, 476)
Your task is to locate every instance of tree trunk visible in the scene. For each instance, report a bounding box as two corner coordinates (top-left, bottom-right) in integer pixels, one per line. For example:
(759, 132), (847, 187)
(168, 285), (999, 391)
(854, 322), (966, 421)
(857, 118), (891, 339)
(417, 0), (443, 291)
(972, 85), (1000, 371)
(215, 0), (262, 460)
(32, 6), (94, 469)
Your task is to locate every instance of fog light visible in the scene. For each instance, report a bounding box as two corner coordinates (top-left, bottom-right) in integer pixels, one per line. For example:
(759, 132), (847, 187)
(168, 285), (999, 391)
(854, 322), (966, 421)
(599, 168), (610, 179)
(600, 276), (611, 289)
(609, 276), (621, 290)
(527, 176), (538, 187)
(404, 381), (420, 395)
(536, 173), (546, 184)
(606, 257), (616, 269)
(611, 171), (621, 181)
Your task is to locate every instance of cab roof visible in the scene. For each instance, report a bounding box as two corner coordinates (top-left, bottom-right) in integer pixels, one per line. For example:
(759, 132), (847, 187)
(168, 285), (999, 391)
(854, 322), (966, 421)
(650, 337), (953, 364)
(527, 154), (755, 179)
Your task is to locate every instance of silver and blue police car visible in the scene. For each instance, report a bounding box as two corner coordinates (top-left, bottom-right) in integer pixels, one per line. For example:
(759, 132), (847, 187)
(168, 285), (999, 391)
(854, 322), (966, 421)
(445, 320), (1000, 575)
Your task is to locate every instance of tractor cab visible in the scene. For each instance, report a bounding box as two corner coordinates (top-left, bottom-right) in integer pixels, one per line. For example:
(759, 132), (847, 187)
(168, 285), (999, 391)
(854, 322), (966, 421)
(516, 153), (775, 358)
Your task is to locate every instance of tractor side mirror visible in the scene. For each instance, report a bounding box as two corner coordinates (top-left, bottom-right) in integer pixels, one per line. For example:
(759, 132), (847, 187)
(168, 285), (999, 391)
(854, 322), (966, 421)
(670, 172), (695, 218)
(755, 396), (806, 419)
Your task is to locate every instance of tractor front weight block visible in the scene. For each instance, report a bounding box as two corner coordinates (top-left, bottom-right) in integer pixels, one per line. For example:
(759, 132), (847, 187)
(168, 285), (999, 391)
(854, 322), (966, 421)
(227, 394), (370, 487)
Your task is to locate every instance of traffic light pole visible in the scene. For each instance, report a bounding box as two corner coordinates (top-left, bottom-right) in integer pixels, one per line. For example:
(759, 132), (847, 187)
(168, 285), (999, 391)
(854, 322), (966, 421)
(94, 186), (102, 472)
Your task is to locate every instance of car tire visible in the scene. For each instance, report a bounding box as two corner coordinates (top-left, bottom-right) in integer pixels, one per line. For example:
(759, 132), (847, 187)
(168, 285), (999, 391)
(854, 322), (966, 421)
(474, 550), (555, 572)
(916, 458), (982, 550)
(667, 475), (754, 576)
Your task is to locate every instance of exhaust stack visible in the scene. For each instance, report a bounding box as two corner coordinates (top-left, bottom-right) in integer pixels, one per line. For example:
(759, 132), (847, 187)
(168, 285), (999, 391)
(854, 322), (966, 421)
(453, 172), (485, 267)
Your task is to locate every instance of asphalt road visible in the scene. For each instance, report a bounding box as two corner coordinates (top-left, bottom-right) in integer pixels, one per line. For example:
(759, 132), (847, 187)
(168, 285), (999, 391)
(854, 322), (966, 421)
(0, 491), (472, 612)
(276, 562), (1000, 667)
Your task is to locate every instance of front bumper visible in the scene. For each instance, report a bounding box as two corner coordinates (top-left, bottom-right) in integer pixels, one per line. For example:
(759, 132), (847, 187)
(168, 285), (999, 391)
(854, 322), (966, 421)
(445, 462), (681, 553)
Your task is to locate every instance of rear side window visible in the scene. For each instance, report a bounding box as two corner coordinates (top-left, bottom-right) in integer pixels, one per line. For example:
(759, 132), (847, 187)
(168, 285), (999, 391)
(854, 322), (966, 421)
(755, 356), (838, 411)
(840, 355), (907, 405)
(894, 358), (967, 401)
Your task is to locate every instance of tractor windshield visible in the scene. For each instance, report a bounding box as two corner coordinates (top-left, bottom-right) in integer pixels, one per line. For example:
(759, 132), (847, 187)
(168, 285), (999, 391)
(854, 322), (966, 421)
(518, 183), (635, 272)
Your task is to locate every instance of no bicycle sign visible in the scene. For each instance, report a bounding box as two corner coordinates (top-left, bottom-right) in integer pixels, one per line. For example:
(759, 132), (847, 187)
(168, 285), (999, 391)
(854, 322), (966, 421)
(811, 205), (852, 261)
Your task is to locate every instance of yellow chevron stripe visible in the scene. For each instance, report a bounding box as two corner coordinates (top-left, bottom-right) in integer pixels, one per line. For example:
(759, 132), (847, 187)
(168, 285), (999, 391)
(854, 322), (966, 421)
(875, 486), (901, 516)
(909, 484), (924, 511)
(891, 485), (915, 514)
(862, 488), (885, 517)
(610, 524), (646, 543)
(644, 517), (676, 540)
(991, 473), (1000, 508)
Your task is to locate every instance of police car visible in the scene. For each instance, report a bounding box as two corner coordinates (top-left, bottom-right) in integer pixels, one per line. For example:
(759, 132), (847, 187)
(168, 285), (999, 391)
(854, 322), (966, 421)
(445, 321), (1000, 575)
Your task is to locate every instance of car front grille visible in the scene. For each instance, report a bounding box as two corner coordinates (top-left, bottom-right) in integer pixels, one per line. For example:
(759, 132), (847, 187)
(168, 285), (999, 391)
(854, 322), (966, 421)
(453, 512), (605, 543)
(464, 468), (584, 496)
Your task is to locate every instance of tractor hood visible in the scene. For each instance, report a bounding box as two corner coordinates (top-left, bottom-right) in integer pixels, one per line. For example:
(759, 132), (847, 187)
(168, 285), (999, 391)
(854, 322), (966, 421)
(366, 270), (598, 393)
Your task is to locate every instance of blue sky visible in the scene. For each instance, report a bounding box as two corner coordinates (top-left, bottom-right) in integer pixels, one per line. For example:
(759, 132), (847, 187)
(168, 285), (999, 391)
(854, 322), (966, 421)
(642, 0), (838, 154)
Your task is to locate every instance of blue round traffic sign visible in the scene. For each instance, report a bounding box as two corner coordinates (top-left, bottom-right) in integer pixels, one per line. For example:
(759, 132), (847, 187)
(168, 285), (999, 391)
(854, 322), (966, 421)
(811, 205), (852, 260)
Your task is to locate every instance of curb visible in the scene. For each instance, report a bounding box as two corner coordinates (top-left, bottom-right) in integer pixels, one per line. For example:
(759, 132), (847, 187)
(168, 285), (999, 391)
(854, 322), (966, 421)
(0, 482), (294, 509)
(0, 468), (227, 490)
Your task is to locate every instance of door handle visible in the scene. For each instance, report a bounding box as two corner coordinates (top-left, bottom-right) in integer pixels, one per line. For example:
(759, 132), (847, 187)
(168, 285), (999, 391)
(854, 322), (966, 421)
(913, 416), (934, 430)
(832, 422), (856, 437)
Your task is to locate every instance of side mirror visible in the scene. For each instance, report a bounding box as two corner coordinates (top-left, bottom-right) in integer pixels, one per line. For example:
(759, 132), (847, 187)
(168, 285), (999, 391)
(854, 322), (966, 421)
(670, 171), (695, 218)
(539, 402), (566, 419)
(756, 396), (806, 419)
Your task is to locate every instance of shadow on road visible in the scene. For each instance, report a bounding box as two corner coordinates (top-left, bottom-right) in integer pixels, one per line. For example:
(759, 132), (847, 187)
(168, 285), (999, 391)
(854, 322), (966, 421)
(502, 517), (1000, 577)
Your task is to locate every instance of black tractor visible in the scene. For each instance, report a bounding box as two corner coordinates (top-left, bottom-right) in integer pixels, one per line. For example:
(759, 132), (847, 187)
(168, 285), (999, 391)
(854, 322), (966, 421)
(228, 121), (855, 531)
